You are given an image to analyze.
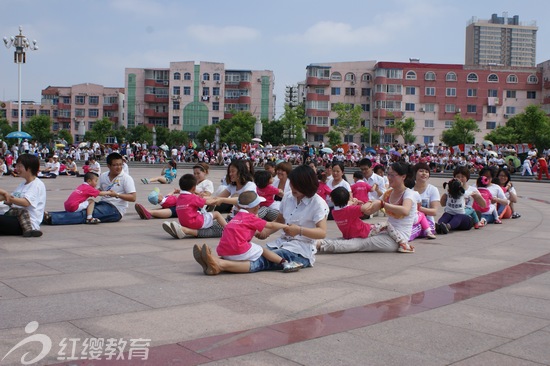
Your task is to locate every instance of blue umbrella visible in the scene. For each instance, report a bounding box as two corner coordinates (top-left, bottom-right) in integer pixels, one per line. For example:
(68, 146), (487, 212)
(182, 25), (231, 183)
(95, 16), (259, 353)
(5, 131), (32, 139)
(365, 147), (377, 154)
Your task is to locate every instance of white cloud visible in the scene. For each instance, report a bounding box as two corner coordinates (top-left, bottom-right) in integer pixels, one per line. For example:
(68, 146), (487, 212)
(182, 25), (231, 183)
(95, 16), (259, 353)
(187, 25), (260, 44)
(109, 0), (167, 18)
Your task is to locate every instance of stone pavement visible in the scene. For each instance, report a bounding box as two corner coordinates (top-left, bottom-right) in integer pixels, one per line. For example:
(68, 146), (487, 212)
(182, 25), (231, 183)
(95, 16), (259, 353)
(1, 164), (550, 365)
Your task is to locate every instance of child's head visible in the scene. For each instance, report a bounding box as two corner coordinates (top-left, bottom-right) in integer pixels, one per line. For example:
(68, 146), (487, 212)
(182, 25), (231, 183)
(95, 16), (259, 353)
(264, 162), (276, 177)
(178, 173), (197, 192)
(147, 187), (163, 205)
(237, 191), (266, 214)
(317, 169), (327, 183)
(83, 172), (99, 187)
(352, 171), (364, 182)
(443, 178), (464, 199)
(476, 175), (490, 188)
(373, 165), (385, 176)
(330, 187), (350, 208)
(254, 170), (273, 189)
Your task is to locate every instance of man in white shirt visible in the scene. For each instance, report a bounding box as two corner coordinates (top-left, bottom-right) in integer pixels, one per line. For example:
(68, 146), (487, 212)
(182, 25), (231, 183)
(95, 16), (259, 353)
(358, 158), (386, 203)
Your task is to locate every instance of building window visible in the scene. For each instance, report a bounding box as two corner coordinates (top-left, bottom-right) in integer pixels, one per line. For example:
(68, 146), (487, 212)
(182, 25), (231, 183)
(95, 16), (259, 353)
(89, 109), (99, 117)
(527, 91), (537, 99)
(62, 96), (71, 104)
(505, 106), (516, 115)
(444, 120), (454, 129)
(527, 75), (538, 84)
(361, 88), (370, 96)
(203, 73), (210, 81)
(331, 87), (341, 95)
(331, 72), (342, 81)
(345, 73), (355, 81)
(507, 74), (518, 83)
(405, 71), (416, 80)
(213, 87), (220, 96)
(173, 101), (180, 110)
(212, 102), (219, 111)
(424, 104), (435, 112)
(212, 117), (219, 124)
(173, 86), (180, 95)
(424, 120), (434, 128)
(39, 110), (50, 116)
(174, 72), (181, 80)
(184, 72), (191, 80)
(361, 73), (372, 81)
(315, 87), (325, 95)
(202, 87), (210, 96)
(405, 86), (416, 95)
(405, 103), (415, 111)
(467, 73), (478, 82)
(25, 109), (36, 118)
(425, 87), (435, 96)
(424, 136), (434, 143)
(486, 121), (496, 129)
(75, 108), (85, 117)
(445, 104), (456, 113)
(488, 89), (498, 97)
(361, 104), (370, 112)
(345, 88), (355, 96)
(487, 106), (497, 114)
(446, 72), (457, 81)
(52, 122), (59, 131)
(75, 95), (85, 104)
(446, 88), (457, 97)
(488, 74), (499, 82)
(506, 90), (517, 98)
(467, 88), (477, 97)
(424, 71), (436, 81)
(213, 73), (221, 81)
(184, 86), (191, 95)
(89, 96), (99, 105)
(467, 105), (477, 113)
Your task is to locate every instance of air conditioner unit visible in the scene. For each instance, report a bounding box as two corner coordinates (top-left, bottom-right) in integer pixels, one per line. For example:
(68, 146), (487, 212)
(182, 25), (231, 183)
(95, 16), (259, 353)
(457, 108), (461, 113)
(215, 96), (219, 100)
(419, 107), (425, 112)
(201, 80), (206, 84)
(216, 80), (220, 84)
(504, 114), (509, 118)
(163, 81), (169, 86)
(257, 78), (262, 82)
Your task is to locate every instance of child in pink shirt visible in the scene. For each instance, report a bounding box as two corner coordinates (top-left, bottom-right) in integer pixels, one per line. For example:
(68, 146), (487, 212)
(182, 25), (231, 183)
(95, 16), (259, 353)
(316, 170), (332, 202)
(254, 170), (281, 208)
(194, 191), (303, 273)
(351, 171), (375, 204)
(164, 174), (226, 238)
(330, 187), (406, 244)
(64, 172), (116, 224)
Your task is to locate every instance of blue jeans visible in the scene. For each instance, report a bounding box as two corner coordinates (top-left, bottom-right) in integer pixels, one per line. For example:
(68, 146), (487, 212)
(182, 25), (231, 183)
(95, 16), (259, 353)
(249, 249), (311, 272)
(49, 201), (122, 225)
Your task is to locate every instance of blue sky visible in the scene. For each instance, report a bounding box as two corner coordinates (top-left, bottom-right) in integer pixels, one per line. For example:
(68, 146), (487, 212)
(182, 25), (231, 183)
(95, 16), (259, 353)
(1, 0), (549, 117)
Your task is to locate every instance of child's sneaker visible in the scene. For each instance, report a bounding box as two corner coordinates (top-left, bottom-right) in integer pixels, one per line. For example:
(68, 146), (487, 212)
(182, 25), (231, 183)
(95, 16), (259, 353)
(141, 178), (149, 184)
(423, 229), (436, 239)
(162, 221), (177, 238)
(282, 261), (304, 273)
(494, 218), (502, 224)
(135, 203), (152, 220)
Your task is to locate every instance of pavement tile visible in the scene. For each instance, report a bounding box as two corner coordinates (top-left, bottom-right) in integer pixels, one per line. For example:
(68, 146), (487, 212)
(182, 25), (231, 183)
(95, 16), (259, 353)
(462, 290), (550, 319)
(0, 289), (151, 329)
(0, 283), (24, 300)
(493, 330), (550, 364)
(62, 243), (169, 258)
(417, 255), (517, 276)
(450, 351), (543, 366)
(200, 350), (302, 365)
(0, 261), (61, 279)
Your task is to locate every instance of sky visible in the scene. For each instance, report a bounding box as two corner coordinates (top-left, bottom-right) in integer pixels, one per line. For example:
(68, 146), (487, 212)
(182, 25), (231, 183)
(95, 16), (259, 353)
(1, 0), (549, 117)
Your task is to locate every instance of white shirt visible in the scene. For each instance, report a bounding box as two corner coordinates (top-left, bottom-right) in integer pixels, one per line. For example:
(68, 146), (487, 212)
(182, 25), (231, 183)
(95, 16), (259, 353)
(388, 188), (417, 241)
(11, 178), (46, 230)
(326, 179), (351, 208)
(365, 173), (386, 201)
(415, 184), (440, 223)
(99, 171), (136, 215)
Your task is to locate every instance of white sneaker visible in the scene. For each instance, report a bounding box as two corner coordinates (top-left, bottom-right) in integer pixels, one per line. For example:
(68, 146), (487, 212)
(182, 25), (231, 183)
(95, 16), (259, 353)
(162, 221), (177, 238)
(282, 261), (304, 273)
(170, 221), (187, 239)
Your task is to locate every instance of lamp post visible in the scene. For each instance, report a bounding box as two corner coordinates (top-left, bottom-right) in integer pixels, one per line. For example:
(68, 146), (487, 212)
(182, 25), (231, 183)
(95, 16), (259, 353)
(254, 117), (262, 139)
(3, 26), (38, 132)
(152, 126), (157, 147)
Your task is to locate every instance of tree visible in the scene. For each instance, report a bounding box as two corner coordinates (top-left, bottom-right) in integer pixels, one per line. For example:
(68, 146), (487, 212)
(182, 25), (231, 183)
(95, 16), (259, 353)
(196, 111), (257, 148)
(391, 116), (416, 144)
(0, 118), (14, 138)
(440, 114), (480, 146)
(57, 129), (73, 145)
(484, 125), (520, 145)
(261, 119), (284, 146)
(279, 104), (305, 144)
(24, 115), (53, 144)
(127, 124), (153, 144)
(84, 117), (114, 144)
(325, 130), (342, 147)
(166, 129), (188, 148)
(359, 127), (380, 147)
(332, 103), (363, 142)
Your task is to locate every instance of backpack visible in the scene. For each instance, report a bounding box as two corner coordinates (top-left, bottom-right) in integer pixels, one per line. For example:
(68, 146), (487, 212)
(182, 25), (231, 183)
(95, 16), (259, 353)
(473, 187), (491, 213)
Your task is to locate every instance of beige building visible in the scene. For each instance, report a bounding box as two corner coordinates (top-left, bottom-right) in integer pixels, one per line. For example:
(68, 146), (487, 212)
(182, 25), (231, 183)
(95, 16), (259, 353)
(125, 61), (275, 137)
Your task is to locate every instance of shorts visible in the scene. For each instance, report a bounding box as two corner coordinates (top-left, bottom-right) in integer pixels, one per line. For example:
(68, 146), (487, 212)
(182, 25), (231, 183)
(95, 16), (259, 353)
(220, 242), (263, 261)
(201, 212), (214, 229)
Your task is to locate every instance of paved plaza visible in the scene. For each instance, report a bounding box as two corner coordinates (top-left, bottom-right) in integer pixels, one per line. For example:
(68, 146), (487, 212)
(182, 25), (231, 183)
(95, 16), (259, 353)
(1, 163), (550, 365)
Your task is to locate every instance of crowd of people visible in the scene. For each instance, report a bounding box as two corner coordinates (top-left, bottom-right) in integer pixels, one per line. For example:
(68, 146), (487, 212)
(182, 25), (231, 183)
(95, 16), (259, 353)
(0, 139), (537, 277)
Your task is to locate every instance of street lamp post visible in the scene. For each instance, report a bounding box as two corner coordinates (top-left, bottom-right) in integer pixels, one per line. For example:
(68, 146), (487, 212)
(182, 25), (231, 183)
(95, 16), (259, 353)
(3, 26), (38, 133)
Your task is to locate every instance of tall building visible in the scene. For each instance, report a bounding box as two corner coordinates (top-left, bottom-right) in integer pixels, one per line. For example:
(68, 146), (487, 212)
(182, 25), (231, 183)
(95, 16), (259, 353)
(125, 61), (275, 137)
(304, 60), (542, 145)
(465, 13), (538, 67)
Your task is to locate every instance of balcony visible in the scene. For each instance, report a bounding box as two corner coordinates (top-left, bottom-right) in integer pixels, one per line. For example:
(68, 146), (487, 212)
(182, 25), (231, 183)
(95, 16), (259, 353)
(145, 79), (169, 87)
(238, 96), (251, 104)
(306, 76), (330, 86)
(145, 94), (169, 103)
(306, 125), (329, 134)
(239, 81), (252, 89)
(306, 93), (330, 101)
(306, 109), (330, 117)
(103, 104), (118, 111)
(144, 109), (168, 118)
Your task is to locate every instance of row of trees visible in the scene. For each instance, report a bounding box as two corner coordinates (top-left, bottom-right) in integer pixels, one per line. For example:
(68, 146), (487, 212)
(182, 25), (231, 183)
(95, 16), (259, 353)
(2, 104), (549, 150)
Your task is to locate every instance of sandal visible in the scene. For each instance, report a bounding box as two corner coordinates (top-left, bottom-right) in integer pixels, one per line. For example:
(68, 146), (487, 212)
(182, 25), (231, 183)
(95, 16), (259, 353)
(397, 243), (415, 253)
(86, 217), (101, 224)
(511, 212), (521, 219)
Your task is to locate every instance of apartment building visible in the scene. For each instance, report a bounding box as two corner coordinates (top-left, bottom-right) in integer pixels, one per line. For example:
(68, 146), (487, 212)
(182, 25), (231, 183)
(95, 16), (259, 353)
(305, 60), (543, 145)
(465, 13), (538, 67)
(125, 61), (275, 137)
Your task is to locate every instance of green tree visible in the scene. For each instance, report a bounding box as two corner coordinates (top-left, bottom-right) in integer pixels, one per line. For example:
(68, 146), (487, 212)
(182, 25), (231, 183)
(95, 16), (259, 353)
(512, 104), (550, 149)
(166, 129), (189, 148)
(196, 111), (257, 148)
(0, 118), (14, 139)
(325, 130), (342, 147)
(332, 103), (363, 142)
(24, 115), (53, 144)
(261, 119), (284, 146)
(484, 125), (520, 145)
(196, 124), (217, 148)
(127, 124), (153, 144)
(84, 117), (114, 143)
(279, 104), (305, 144)
(440, 114), (480, 146)
(359, 127), (380, 147)
(391, 116), (416, 144)
(57, 129), (73, 145)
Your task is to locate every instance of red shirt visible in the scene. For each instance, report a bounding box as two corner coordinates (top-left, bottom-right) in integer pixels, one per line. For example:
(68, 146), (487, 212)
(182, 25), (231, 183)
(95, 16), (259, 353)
(160, 195), (177, 208)
(316, 181), (332, 202)
(332, 205), (372, 239)
(351, 181), (372, 203)
(538, 157), (548, 169)
(175, 192), (206, 229)
(217, 210), (267, 257)
(256, 185), (280, 207)
(64, 183), (100, 212)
